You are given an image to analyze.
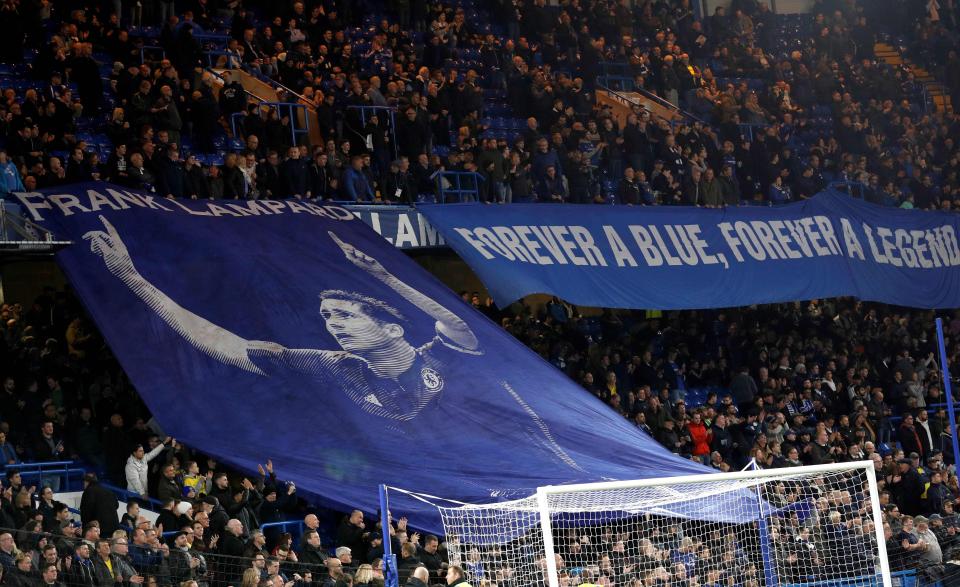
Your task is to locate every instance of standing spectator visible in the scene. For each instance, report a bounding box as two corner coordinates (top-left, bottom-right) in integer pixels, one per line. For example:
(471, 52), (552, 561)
(396, 106), (430, 160)
(536, 165), (568, 203)
(382, 158), (416, 204)
(899, 413), (925, 460)
(34, 421), (68, 491)
(343, 156), (374, 201)
(221, 154), (246, 199)
(125, 438), (171, 498)
(0, 150), (24, 196)
(155, 147), (187, 199)
(890, 458), (926, 516)
(79, 473), (119, 537)
(280, 146), (310, 198)
(156, 463), (181, 503)
(686, 412), (711, 462)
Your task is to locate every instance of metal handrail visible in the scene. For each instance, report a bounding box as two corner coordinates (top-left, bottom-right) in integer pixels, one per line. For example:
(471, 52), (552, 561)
(429, 170), (484, 203)
(5, 461), (86, 491)
(205, 68), (265, 104)
(101, 482), (165, 509)
(0, 205), (62, 242)
(347, 105), (399, 160)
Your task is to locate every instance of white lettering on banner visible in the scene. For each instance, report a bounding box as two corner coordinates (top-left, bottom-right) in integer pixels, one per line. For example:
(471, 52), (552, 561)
(48, 193), (91, 216)
(454, 227), (495, 259)
(603, 225), (638, 267)
(929, 227), (951, 266)
(769, 221), (801, 259)
(552, 226), (587, 265)
(911, 229), (932, 268)
(569, 226), (607, 266)
(419, 217), (445, 247)
(493, 226), (536, 263)
(861, 222), (960, 268)
(286, 200), (311, 215)
(13, 191), (362, 223)
(514, 226), (553, 265)
(474, 227), (514, 259)
(14, 192), (53, 221)
(840, 218), (865, 260)
(686, 225), (721, 265)
(665, 225), (697, 265)
(629, 225), (664, 266)
(452, 226), (607, 265)
(815, 216), (842, 254)
(87, 190), (123, 212)
(395, 214), (418, 248)
(528, 226), (570, 264)
(208, 203), (243, 217)
(751, 221), (786, 259)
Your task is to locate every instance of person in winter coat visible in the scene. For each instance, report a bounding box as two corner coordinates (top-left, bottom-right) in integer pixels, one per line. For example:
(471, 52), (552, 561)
(79, 473), (119, 536)
(445, 565), (473, 587)
(7, 553), (37, 587)
(686, 412), (712, 460)
(0, 150), (24, 196)
(700, 168), (724, 207)
(280, 147), (310, 198)
(125, 437), (172, 497)
(67, 543), (97, 587)
(297, 530), (326, 567)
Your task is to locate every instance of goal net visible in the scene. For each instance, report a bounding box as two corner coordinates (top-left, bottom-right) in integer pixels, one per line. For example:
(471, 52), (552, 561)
(433, 462), (890, 587)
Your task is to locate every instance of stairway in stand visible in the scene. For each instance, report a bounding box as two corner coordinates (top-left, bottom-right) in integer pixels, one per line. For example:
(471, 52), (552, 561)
(875, 41), (952, 113)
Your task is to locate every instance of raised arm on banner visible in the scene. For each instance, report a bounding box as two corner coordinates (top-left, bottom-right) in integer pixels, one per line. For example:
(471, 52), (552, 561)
(328, 231), (480, 353)
(83, 215), (268, 375)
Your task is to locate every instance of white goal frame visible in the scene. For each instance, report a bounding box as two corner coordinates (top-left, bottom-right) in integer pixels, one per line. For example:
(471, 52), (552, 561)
(534, 461), (891, 587)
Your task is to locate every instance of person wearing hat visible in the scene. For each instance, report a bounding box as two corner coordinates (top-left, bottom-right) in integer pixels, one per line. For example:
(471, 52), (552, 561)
(259, 480), (297, 548)
(199, 496), (229, 539)
(929, 514), (960, 554)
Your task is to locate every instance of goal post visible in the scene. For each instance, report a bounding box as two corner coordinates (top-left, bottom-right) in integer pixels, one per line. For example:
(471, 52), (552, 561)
(435, 461), (891, 587)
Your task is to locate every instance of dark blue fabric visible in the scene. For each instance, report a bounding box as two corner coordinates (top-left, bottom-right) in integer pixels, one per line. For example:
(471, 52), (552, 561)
(420, 190), (960, 310)
(17, 184), (717, 532)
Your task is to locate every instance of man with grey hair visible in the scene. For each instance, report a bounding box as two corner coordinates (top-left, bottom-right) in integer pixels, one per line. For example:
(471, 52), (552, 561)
(335, 546), (352, 566)
(915, 516), (943, 564)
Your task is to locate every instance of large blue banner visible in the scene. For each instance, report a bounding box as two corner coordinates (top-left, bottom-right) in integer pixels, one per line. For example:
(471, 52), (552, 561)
(15, 185), (713, 530)
(420, 190), (960, 310)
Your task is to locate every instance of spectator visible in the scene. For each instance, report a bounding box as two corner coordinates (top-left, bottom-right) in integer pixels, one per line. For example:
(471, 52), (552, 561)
(536, 165), (568, 203)
(79, 473), (119, 537)
(125, 439), (171, 498)
(343, 156), (375, 202)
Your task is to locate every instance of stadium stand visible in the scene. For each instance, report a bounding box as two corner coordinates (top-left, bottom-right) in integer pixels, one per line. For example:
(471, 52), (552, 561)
(1, 0), (960, 585)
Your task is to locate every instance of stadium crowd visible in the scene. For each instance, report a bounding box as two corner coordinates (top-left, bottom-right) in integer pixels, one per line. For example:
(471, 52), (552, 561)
(2, 0), (960, 584)
(0, 0), (954, 207)
(4, 281), (960, 587)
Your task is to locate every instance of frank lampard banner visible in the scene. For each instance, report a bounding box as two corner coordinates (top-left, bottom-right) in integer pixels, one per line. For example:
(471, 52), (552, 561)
(16, 184), (712, 530)
(420, 189), (960, 310)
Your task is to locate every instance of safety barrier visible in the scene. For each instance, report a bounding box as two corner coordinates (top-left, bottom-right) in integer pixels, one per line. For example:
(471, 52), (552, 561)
(347, 105), (399, 161)
(4, 461), (86, 491)
(430, 170), (484, 203)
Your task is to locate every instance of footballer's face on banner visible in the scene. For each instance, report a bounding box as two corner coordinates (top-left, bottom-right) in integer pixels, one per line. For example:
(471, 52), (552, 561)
(320, 297), (401, 353)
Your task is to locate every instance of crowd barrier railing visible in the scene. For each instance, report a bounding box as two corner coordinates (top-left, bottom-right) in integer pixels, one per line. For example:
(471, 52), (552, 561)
(4, 461), (86, 491)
